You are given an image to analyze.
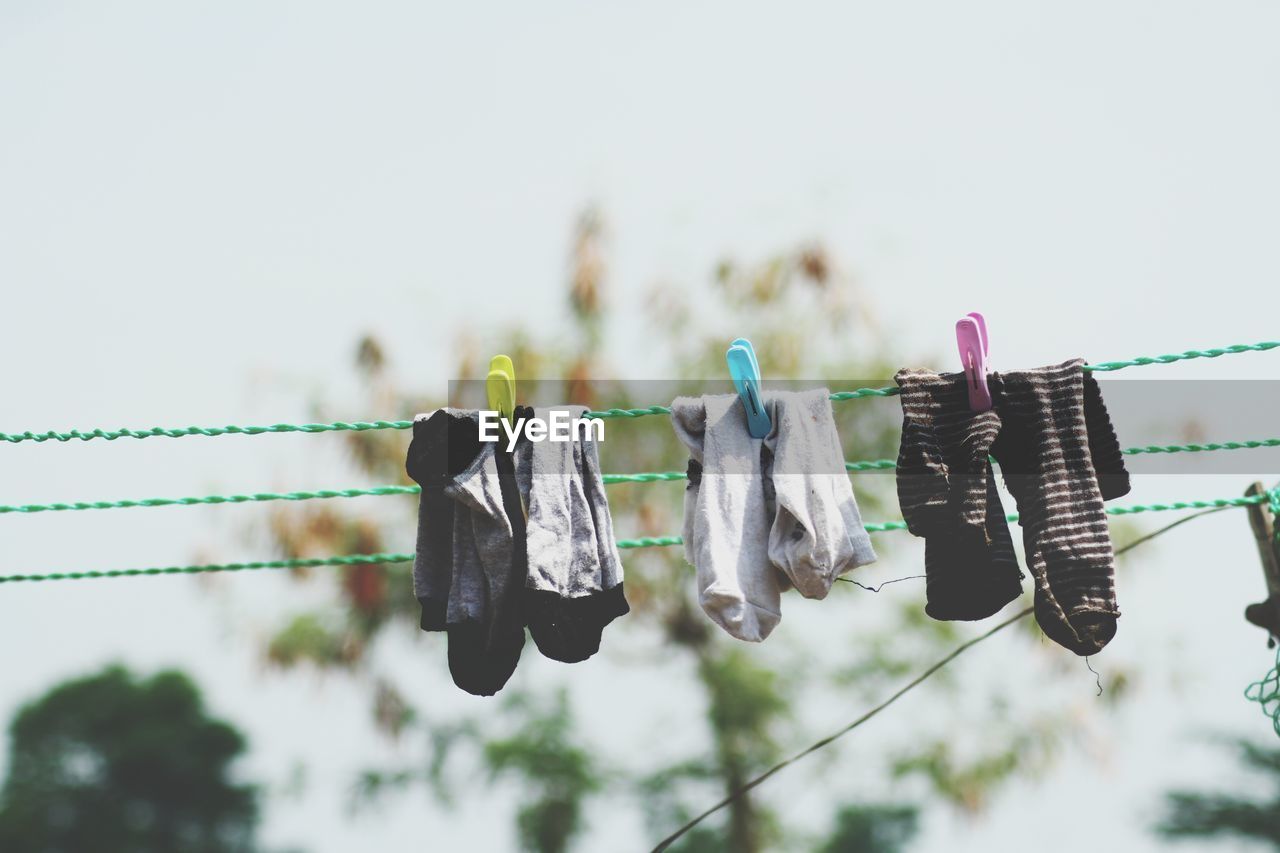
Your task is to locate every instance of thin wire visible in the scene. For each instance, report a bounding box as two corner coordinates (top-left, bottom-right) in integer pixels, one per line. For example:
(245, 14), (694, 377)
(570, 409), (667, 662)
(837, 574), (927, 592)
(648, 509), (1215, 851)
(652, 611), (1034, 852)
(1, 339), (1273, 443)
(1084, 657), (1103, 697)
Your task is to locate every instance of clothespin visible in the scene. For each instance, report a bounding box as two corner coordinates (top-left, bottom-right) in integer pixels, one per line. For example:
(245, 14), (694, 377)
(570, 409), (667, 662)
(955, 311), (992, 412)
(726, 337), (771, 438)
(485, 354), (516, 424)
(1244, 482), (1280, 644)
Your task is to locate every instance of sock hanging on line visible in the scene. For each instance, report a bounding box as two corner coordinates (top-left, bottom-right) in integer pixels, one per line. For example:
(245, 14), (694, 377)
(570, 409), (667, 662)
(894, 369), (1024, 621)
(991, 359), (1130, 657)
(516, 405), (629, 664)
(765, 389), (877, 598)
(672, 394), (783, 642)
(407, 409), (527, 697)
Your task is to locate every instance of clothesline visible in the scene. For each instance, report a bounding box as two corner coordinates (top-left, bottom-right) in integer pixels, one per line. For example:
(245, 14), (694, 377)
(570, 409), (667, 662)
(2, 336), (1277, 588)
(1, 488), (1273, 584)
(1, 339), (1275, 444)
(3, 435), (1277, 517)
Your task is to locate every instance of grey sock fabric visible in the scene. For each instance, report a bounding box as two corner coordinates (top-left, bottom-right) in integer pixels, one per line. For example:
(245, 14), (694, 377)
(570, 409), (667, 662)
(766, 390), (878, 598)
(990, 360), (1130, 656)
(515, 405), (629, 663)
(895, 370), (1024, 621)
(672, 394), (782, 642)
(672, 390), (876, 641)
(407, 408), (526, 697)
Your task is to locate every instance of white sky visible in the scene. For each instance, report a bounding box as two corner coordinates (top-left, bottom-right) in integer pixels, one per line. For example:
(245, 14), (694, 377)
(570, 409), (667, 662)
(2, 2), (1280, 851)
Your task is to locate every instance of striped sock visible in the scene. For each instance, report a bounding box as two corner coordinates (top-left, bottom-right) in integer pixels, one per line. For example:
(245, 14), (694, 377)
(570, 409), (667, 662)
(896, 370), (1024, 621)
(992, 360), (1129, 656)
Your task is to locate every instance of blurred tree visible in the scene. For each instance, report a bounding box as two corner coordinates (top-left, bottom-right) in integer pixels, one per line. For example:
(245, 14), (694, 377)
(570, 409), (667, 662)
(245, 207), (1127, 850)
(818, 804), (919, 853)
(482, 690), (603, 853)
(0, 665), (262, 853)
(1157, 740), (1280, 849)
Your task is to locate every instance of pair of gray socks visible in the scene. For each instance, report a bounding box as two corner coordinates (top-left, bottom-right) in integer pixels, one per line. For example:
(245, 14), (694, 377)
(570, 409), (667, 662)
(407, 406), (627, 696)
(671, 389), (877, 642)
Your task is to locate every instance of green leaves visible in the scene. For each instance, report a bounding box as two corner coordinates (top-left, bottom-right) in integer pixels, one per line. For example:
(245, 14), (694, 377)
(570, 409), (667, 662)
(0, 666), (260, 853)
(481, 690), (605, 853)
(1157, 740), (1280, 847)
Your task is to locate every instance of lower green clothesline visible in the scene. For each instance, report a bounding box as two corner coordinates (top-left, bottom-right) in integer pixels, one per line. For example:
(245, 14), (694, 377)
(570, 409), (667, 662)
(0, 491), (1270, 584)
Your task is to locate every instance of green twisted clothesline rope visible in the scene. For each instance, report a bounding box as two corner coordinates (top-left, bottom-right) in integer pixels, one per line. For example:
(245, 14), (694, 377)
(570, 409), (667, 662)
(1123, 438), (1280, 456)
(1, 339), (1273, 443)
(2, 437), (1275, 516)
(1244, 646), (1280, 737)
(3, 436), (1274, 516)
(862, 492), (1274, 531)
(0, 491), (1267, 583)
(601, 471), (689, 484)
(1086, 341), (1280, 372)
(0, 553), (416, 584)
(0, 485), (423, 515)
(0, 420), (418, 444)
(590, 340), (1280, 416)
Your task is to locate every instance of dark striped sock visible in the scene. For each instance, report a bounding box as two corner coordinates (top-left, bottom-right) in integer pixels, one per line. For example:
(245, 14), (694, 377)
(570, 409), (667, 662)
(992, 360), (1128, 656)
(896, 369), (1024, 621)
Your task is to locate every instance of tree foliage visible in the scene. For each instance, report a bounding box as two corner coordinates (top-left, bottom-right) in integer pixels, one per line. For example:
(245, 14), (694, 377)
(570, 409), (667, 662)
(0, 666), (260, 853)
(1158, 740), (1280, 849)
(818, 804), (919, 853)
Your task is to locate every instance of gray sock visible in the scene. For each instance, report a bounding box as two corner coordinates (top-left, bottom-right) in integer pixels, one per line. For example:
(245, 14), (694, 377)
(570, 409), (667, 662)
(515, 405), (629, 663)
(672, 394), (784, 642)
(444, 437), (528, 696)
(446, 443), (520, 629)
(408, 408), (525, 697)
(765, 389), (877, 598)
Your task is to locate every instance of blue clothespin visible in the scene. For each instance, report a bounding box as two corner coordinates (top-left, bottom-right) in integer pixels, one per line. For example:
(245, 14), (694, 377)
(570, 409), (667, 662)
(726, 337), (771, 438)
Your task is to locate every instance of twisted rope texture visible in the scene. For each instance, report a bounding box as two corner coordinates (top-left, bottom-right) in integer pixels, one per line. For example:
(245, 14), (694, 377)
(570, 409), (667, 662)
(2, 339), (1273, 442)
(2, 437), (1273, 516)
(1, 492), (1269, 583)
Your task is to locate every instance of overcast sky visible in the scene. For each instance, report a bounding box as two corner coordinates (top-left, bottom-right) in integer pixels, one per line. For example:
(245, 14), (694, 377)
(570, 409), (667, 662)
(2, 3), (1280, 851)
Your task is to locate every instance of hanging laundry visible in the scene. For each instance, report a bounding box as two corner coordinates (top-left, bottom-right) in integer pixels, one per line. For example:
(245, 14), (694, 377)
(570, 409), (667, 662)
(407, 403), (629, 695)
(406, 408), (528, 696)
(895, 370), (1024, 622)
(514, 405), (629, 663)
(992, 361), (1131, 655)
(895, 361), (1131, 656)
(671, 389), (876, 642)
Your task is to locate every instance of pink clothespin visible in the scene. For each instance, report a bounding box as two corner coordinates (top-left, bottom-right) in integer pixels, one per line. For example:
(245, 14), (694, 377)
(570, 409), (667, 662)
(955, 311), (992, 412)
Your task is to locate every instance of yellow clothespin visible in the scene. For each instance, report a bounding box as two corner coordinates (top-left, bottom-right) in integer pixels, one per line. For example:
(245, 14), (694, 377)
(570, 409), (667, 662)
(485, 354), (516, 423)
